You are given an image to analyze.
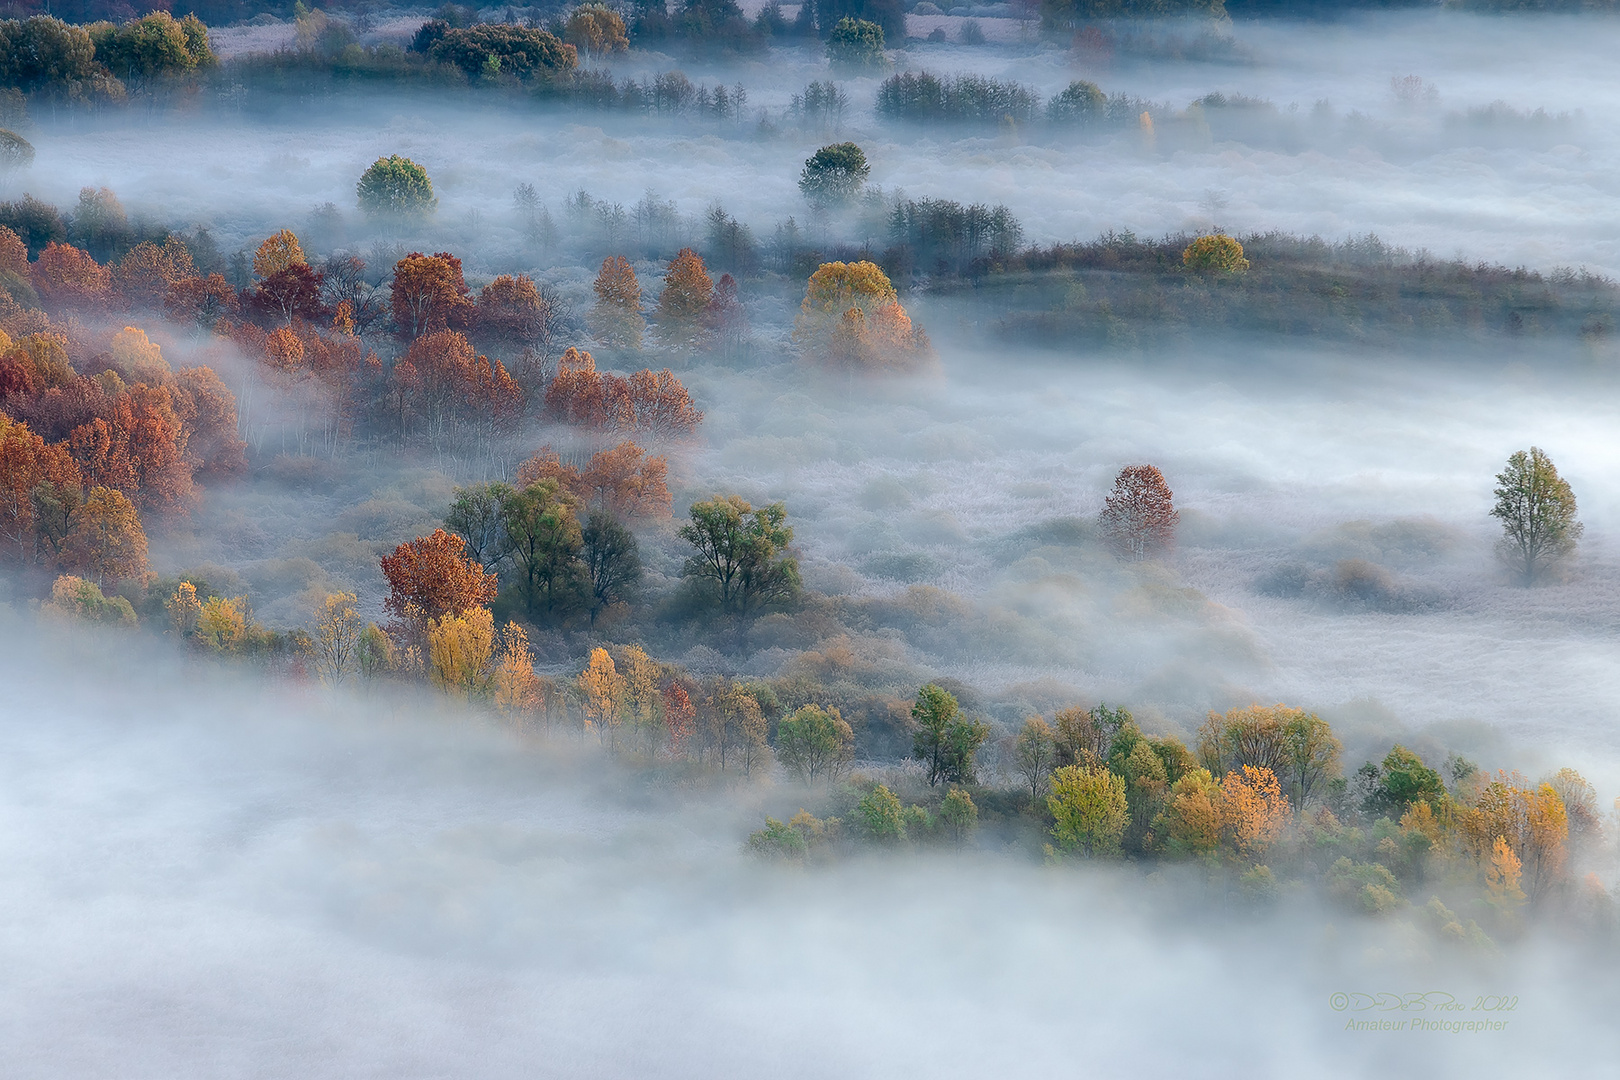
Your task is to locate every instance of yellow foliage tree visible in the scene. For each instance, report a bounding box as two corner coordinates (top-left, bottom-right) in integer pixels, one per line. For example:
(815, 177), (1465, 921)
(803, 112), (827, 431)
(1219, 765), (1290, 858)
(63, 486), (148, 586)
(312, 591), (364, 685)
(1047, 764), (1128, 858)
(578, 646), (623, 740)
(1485, 835), (1526, 917)
(793, 260), (930, 372)
(492, 620), (544, 720)
(619, 644), (664, 751)
(196, 595), (248, 653)
(427, 605), (495, 698)
(1182, 234), (1249, 275)
(167, 580), (202, 638)
(1156, 767), (1221, 856)
(253, 229), (306, 279)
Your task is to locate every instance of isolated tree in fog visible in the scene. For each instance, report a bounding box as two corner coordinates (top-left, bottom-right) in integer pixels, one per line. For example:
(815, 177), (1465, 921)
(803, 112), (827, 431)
(798, 142), (870, 207)
(1491, 446), (1582, 585)
(824, 18), (887, 72)
(1098, 464), (1178, 561)
(679, 495), (800, 616)
(357, 155), (437, 220)
(564, 4), (629, 54)
(589, 256), (644, 351)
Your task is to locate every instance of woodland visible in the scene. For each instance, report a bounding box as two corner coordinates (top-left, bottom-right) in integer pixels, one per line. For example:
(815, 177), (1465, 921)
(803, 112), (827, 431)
(0, 1), (1618, 991)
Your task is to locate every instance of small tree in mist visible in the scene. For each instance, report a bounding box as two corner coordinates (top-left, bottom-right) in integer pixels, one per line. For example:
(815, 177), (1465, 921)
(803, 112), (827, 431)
(911, 683), (989, 787)
(776, 703), (854, 784)
(1490, 446), (1582, 585)
(656, 247), (713, 349)
(940, 788), (978, 845)
(1014, 716), (1056, 801)
(679, 495), (801, 618)
(1098, 465), (1178, 561)
(798, 142), (870, 209)
(589, 256), (645, 352)
(357, 155), (437, 222)
(312, 591), (364, 685)
(1047, 765), (1127, 858)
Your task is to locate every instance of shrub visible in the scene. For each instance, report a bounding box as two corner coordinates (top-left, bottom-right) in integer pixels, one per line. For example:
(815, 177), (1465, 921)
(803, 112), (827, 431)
(1182, 234), (1249, 275)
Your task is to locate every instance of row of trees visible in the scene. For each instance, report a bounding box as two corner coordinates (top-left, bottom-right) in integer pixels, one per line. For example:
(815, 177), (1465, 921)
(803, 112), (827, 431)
(0, 13), (214, 104)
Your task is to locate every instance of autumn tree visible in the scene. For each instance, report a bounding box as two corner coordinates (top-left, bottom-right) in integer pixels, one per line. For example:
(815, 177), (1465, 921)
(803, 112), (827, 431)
(1154, 768), (1222, 857)
(164, 273), (238, 329)
(1048, 764), (1128, 858)
(570, 440), (671, 520)
(588, 256), (644, 351)
(357, 155), (437, 220)
(619, 645), (665, 753)
(492, 621), (547, 720)
(1219, 765), (1290, 859)
(679, 494), (800, 617)
(1098, 464), (1177, 560)
(704, 679), (769, 773)
(1052, 703), (1128, 767)
(115, 237), (195, 310)
(253, 230), (306, 279)
(776, 704), (855, 784)
(43, 573), (136, 626)
(380, 528), (499, 641)
(32, 242), (112, 309)
(175, 366), (247, 478)
(910, 683), (989, 786)
(249, 262), (327, 326)
(578, 646), (623, 740)
(428, 605), (495, 698)
(390, 252), (472, 339)
(395, 330), (522, 444)
(502, 478), (584, 622)
(798, 142), (870, 207)
(1014, 716), (1056, 801)
(1491, 446), (1582, 585)
(564, 4), (629, 54)
(1198, 703), (1342, 807)
(0, 414), (80, 561)
(63, 484), (147, 584)
(581, 510), (641, 625)
(662, 681), (696, 754)
(312, 591), (364, 685)
(1182, 234), (1249, 275)
(473, 273), (555, 363)
(793, 260), (929, 371)
(656, 247), (713, 349)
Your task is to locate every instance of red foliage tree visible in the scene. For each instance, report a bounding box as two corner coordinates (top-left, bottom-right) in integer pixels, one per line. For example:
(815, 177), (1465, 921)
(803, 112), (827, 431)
(32, 243), (114, 311)
(174, 366), (247, 477)
(249, 262), (327, 327)
(1098, 464), (1178, 560)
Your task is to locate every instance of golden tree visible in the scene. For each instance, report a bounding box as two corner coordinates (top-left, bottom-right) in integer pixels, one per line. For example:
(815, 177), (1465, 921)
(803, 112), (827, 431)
(312, 591), (364, 685)
(1182, 234), (1249, 275)
(427, 605), (495, 698)
(564, 4), (628, 54)
(1047, 764), (1128, 857)
(1156, 768), (1222, 856)
(253, 229), (306, 279)
(792, 260), (929, 371)
(492, 621), (545, 721)
(620, 644), (665, 753)
(63, 485), (147, 585)
(1219, 765), (1290, 858)
(578, 646), (624, 742)
(167, 580), (202, 638)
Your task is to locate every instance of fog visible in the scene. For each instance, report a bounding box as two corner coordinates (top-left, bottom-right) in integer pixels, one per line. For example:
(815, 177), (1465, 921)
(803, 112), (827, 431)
(7, 6), (1620, 1075)
(4, 620), (1618, 1077)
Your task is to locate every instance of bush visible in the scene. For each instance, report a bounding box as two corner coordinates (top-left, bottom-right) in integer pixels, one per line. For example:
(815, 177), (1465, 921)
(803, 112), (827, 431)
(749, 816), (809, 859)
(1182, 234), (1249, 275)
(42, 574), (137, 626)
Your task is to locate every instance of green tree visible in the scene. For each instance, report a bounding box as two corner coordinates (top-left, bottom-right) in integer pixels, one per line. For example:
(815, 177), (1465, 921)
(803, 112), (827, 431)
(445, 481), (513, 571)
(1491, 446), (1582, 585)
(357, 155), (437, 220)
(856, 784), (906, 842)
(798, 142), (870, 208)
(502, 479), (583, 621)
(1014, 716), (1056, 801)
(776, 704), (854, 783)
(825, 17), (886, 71)
(910, 683), (989, 787)
(580, 510), (641, 625)
(940, 788), (978, 845)
(1362, 745), (1446, 816)
(1048, 764), (1128, 858)
(679, 495), (801, 616)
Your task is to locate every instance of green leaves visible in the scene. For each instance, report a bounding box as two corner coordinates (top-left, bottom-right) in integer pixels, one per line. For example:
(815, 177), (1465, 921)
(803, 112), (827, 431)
(1491, 446), (1582, 584)
(678, 495), (800, 616)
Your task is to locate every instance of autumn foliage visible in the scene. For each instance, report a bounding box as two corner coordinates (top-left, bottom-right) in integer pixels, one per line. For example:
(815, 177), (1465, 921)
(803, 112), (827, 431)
(516, 440), (672, 520)
(793, 260), (931, 371)
(542, 347), (701, 437)
(1098, 464), (1178, 560)
(380, 528), (499, 639)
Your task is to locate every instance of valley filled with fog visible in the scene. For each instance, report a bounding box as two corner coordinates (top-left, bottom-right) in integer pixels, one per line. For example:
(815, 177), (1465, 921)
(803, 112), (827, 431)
(4, 6), (1620, 1077)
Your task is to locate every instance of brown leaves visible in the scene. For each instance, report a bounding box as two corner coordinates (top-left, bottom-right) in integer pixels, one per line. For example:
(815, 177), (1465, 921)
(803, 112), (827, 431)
(380, 528), (499, 640)
(516, 439), (671, 521)
(1099, 464), (1177, 560)
(541, 347), (701, 437)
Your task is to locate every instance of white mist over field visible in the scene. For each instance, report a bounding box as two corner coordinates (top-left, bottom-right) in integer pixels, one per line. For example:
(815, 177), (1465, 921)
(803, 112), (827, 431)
(13, 12), (1620, 271)
(2, 623), (1617, 1078)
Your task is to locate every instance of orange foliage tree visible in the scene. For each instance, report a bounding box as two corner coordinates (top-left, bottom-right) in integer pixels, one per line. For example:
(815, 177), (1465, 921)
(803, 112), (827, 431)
(115, 238), (196, 310)
(542, 347), (701, 437)
(473, 273), (557, 366)
(164, 274), (238, 329)
(588, 255), (644, 351)
(63, 485), (148, 585)
(380, 528), (499, 640)
(656, 247), (712, 348)
(1099, 464), (1178, 561)
(33, 243), (114, 310)
(0, 415), (81, 561)
(391, 330), (522, 444)
(516, 440), (671, 520)
(391, 252), (472, 339)
(1219, 765), (1291, 859)
(793, 260), (931, 371)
